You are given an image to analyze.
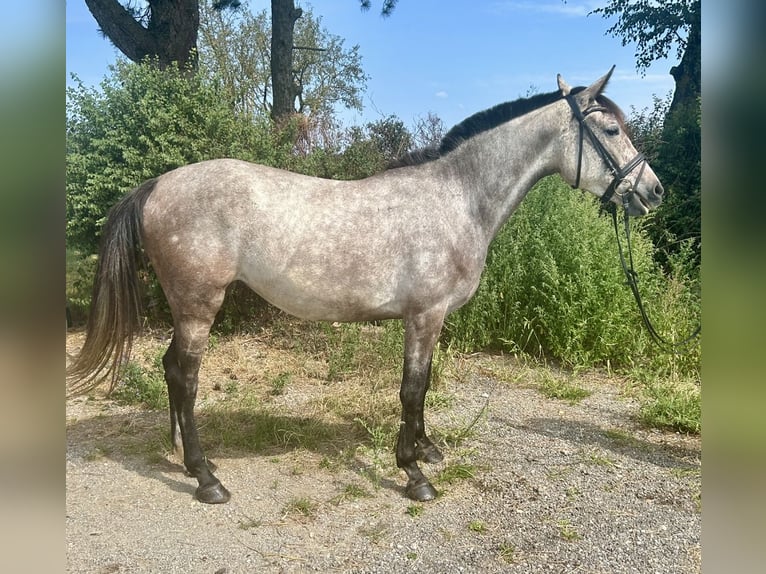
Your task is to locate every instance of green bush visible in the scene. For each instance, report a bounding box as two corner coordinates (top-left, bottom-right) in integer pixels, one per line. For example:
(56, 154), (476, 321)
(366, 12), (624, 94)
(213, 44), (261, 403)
(445, 175), (700, 378)
(66, 58), (291, 253)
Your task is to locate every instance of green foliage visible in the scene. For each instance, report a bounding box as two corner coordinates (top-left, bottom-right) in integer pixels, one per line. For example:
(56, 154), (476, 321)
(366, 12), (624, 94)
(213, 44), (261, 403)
(112, 353), (167, 410)
(335, 116), (413, 179)
(66, 58), (290, 253)
(639, 379), (701, 434)
(200, 2), (368, 118)
(447, 176), (647, 366)
(445, 175), (700, 379)
(537, 372), (592, 404)
(66, 248), (98, 323)
(591, 0), (699, 72)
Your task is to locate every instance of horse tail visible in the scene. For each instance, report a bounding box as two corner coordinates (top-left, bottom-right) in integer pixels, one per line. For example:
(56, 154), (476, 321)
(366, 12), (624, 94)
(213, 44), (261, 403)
(66, 179), (157, 396)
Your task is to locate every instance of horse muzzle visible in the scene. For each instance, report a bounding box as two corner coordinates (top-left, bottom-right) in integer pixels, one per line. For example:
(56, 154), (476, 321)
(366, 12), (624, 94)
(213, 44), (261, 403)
(620, 178), (664, 216)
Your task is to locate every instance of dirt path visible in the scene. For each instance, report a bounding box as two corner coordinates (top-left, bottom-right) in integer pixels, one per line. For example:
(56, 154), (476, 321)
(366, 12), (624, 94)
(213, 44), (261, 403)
(66, 333), (700, 573)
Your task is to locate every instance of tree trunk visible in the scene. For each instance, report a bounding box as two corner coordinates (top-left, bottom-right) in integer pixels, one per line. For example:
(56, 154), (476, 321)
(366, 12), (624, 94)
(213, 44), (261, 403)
(84, 0), (199, 71)
(667, 2), (700, 116)
(270, 0), (302, 122)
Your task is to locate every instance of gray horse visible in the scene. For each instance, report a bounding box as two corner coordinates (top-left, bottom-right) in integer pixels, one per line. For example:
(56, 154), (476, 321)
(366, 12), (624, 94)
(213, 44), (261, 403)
(67, 68), (663, 504)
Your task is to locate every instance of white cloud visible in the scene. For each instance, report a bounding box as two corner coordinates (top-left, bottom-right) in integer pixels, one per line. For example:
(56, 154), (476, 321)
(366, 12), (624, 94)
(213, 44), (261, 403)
(435, 91), (449, 99)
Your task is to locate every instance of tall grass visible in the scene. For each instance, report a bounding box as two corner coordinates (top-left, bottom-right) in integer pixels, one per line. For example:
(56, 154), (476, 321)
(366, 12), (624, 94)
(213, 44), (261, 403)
(445, 175), (700, 381)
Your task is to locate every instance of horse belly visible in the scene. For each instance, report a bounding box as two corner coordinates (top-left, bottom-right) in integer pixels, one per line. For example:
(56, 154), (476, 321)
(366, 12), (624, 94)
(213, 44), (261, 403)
(237, 258), (403, 322)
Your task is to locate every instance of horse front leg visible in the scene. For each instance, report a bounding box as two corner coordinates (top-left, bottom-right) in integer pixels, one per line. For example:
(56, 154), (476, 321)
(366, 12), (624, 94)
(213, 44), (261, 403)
(163, 332), (230, 504)
(397, 309), (445, 501)
(414, 355), (444, 465)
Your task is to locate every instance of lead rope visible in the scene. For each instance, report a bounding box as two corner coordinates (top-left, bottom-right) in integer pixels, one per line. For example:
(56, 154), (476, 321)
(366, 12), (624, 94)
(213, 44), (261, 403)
(609, 201), (701, 352)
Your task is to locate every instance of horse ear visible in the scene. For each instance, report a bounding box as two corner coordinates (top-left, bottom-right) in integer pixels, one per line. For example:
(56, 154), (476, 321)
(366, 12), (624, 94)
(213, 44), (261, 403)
(581, 65), (616, 100)
(557, 74), (572, 96)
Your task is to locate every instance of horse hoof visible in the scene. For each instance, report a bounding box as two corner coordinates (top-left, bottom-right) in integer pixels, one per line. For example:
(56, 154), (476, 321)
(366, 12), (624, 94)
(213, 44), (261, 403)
(195, 482), (231, 504)
(417, 444), (444, 464)
(406, 479), (438, 502)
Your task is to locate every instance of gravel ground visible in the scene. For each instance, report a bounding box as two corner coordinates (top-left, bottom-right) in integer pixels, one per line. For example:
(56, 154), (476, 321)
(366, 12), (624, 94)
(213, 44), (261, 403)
(66, 337), (700, 574)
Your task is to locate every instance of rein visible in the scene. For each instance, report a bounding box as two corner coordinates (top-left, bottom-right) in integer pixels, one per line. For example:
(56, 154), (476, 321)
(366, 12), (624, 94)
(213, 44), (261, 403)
(564, 95), (701, 352)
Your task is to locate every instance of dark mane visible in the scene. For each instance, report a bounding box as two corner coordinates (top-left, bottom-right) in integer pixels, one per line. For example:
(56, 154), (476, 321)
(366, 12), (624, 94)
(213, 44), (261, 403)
(388, 87), (625, 169)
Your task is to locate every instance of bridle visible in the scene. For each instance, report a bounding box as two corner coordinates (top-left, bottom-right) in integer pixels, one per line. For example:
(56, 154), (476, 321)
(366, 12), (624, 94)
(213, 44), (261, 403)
(565, 94), (647, 208)
(564, 94), (701, 352)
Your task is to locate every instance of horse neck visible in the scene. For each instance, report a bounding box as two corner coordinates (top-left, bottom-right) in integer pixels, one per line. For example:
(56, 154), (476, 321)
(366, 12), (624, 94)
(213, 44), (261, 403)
(446, 105), (562, 242)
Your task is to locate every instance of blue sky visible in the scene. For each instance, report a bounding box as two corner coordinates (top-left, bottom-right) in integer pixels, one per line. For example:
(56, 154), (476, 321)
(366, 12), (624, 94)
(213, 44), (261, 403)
(66, 0), (679, 130)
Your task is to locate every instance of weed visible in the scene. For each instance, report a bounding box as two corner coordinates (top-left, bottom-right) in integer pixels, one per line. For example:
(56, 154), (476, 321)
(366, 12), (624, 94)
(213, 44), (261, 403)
(584, 449), (617, 468)
(112, 356), (167, 410)
(284, 497), (316, 518)
(565, 486), (581, 500)
(84, 446), (109, 462)
(433, 396), (489, 448)
(498, 541), (516, 563)
(639, 379), (700, 434)
(406, 504), (424, 518)
(557, 519), (580, 541)
(425, 389), (455, 410)
(603, 428), (642, 448)
(406, 552), (417, 560)
(270, 372), (291, 395)
(538, 372), (591, 404)
(435, 463), (476, 485)
(340, 483), (370, 500)
(326, 323), (361, 381)
(545, 466), (572, 481)
(468, 520), (487, 534)
(238, 516), (261, 530)
(358, 521), (389, 544)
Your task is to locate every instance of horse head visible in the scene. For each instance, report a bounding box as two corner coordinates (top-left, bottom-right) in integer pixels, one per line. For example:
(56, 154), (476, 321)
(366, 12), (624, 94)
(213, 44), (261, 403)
(557, 67), (664, 216)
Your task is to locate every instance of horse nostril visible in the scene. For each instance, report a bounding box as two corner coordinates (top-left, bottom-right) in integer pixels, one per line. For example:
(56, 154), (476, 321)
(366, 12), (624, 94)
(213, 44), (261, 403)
(655, 183), (664, 196)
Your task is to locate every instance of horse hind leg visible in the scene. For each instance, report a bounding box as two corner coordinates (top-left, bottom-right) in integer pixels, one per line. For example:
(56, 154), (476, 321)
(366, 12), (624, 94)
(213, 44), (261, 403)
(162, 292), (231, 504)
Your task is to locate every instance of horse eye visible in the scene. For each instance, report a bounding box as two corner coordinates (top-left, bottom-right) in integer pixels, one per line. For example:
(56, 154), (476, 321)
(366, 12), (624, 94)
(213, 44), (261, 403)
(605, 125), (620, 136)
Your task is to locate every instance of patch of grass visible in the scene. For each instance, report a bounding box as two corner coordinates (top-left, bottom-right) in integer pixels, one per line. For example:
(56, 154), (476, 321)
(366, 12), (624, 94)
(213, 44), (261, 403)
(269, 372), (292, 395)
(583, 449), (617, 468)
(425, 389), (455, 410)
(223, 380), (240, 395)
(435, 462), (476, 485)
(557, 519), (580, 541)
(358, 521), (389, 544)
(111, 355), (167, 410)
(566, 485), (581, 500)
(537, 372), (591, 404)
(639, 379), (700, 434)
(545, 465), (573, 481)
(433, 397), (489, 448)
(237, 516), (262, 530)
(602, 428), (643, 449)
(406, 503), (424, 518)
(283, 497), (316, 519)
(468, 519), (487, 534)
(325, 323), (362, 381)
(331, 483), (371, 505)
(497, 541), (516, 564)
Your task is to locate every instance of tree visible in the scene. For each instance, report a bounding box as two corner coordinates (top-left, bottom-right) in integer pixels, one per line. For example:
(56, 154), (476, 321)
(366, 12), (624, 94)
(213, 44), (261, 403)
(270, 0), (302, 122)
(592, 0), (701, 266)
(199, 1), (368, 120)
(84, 0), (201, 70)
